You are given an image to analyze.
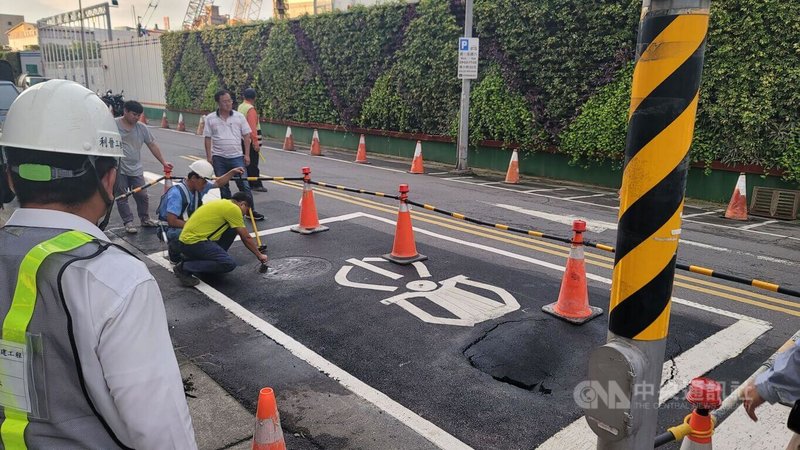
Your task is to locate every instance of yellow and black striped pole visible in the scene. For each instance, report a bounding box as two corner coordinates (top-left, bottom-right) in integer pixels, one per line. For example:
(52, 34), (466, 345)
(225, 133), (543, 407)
(586, 1), (711, 448)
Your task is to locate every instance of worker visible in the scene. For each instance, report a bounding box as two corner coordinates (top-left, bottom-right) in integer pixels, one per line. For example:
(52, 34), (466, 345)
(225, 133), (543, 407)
(238, 88), (267, 192)
(204, 89), (264, 220)
(174, 191), (268, 286)
(0, 80), (196, 447)
(742, 340), (800, 447)
(114, 100), (173, 234)
(157, 159), (244, 263)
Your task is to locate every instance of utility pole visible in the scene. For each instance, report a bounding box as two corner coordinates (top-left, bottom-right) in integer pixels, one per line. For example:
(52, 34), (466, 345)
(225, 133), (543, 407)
(78, 0), (89, 88)
(454, 0), (474, 174)
(584, 1), (711, 448)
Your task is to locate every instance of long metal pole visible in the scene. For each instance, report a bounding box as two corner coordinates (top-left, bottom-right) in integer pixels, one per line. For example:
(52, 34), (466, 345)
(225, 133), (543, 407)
(78, 0), (89, 88)
(454, 0), (473, 173)
(586, 1), (711, 448)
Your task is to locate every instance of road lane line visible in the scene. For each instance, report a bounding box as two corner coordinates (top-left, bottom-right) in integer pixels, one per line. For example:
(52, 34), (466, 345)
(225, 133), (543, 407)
(739, 219), (779, 230)
(262, 145), (409, 174)
(493, 203), (617, 233)
(537, 319), (771, 450)
(563, 193), (613, 200)
(146, 213), (472, 450)
(682, 209), (724, 218)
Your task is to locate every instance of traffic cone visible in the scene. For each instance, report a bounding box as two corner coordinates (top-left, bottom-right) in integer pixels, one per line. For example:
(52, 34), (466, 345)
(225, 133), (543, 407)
(355, 134), (369, 164)
(310, 129), (323, 156)
(196, 115), (205, 135)
(161, 111), (169, 129)
(177, 113), (186, 132)
(283, 126), (294, 151)
(290, 167), (329, 235)
(138, 111), (148, 125)
(251, 387), (286, 450)
(384, 184), (427, 265)
(409, 141), (424, 174)
(724, 173), (748, 221)
(504, 149), (520, 184)
(542, 220), (603, 324)
(680, 377), (721, 449)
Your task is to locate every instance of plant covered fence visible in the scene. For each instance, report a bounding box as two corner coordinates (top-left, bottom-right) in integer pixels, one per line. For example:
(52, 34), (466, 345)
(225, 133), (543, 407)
(161, 0), (800, 182)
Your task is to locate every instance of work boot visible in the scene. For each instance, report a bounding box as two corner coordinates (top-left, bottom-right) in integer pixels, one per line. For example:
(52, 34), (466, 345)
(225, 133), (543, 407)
(174, 262), (199, 287)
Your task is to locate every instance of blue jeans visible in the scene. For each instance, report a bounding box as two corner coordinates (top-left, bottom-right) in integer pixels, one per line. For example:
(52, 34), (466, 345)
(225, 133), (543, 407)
(212, 155), (252, 202)
(166, 227), (182, 263)
(179, 228), (238, 275)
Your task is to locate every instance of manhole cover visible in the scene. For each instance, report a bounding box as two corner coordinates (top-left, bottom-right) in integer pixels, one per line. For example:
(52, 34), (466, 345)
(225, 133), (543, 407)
(262, 257), (332, 280)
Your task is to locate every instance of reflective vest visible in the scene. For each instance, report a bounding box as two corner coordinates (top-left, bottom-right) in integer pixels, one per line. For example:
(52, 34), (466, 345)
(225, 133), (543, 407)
(237, 102), (261, 134)
(0, 226), (129, 449)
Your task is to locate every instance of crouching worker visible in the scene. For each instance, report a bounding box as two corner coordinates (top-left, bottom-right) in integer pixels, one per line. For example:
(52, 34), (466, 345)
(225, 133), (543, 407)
(158, 159), (243, 263)
(0, 80), (196, 448)
(173, 191), (268, 286)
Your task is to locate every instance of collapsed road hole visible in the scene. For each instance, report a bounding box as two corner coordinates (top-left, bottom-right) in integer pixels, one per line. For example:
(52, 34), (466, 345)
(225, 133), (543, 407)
(262, 257), (332, 280)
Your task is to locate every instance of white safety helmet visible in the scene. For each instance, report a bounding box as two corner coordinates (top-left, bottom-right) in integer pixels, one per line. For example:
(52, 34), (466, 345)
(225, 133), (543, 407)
(0, 79), (123, 158)
(188, 159), (214, 179)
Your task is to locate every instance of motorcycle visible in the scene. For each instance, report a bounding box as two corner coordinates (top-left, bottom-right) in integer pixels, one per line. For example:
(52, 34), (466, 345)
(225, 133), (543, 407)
(100, 89), (125, 117)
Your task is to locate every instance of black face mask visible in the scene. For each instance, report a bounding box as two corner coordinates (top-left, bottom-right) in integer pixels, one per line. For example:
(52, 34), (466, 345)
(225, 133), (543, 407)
(94, 164), (116, 231)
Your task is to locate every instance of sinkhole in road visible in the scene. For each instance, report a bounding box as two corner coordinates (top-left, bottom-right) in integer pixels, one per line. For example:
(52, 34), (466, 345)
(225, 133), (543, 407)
(262, 257), (333, 280)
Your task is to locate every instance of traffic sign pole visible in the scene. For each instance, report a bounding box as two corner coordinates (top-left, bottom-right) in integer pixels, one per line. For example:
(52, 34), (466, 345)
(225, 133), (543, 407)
(454, 0), (474, 174)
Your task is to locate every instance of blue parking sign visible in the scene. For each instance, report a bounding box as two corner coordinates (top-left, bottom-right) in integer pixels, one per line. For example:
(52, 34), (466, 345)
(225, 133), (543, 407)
(459, 38), (469, 51)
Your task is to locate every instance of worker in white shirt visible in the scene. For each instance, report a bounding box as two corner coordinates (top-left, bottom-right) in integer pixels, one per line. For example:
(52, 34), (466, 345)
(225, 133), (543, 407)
(0, 80), (196, 449)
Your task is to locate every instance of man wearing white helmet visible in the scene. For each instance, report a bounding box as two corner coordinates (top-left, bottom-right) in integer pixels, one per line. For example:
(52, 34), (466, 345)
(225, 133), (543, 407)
(158, 159), (243, 263)
(0, 80), (196, 448)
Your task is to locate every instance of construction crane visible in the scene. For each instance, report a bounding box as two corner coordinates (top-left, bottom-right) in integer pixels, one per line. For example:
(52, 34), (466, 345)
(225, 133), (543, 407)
(182, 0), (212, 30)
(232, 0), (263, 23)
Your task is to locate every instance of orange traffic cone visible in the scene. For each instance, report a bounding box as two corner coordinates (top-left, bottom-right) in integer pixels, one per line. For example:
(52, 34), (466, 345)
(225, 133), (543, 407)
(355, 134), (369, 164)
(542, 220), (602, 324)
(504, 149), (520, 184)
(409, 141), (424, 174)
(310, 129), (323, 156)
(384, 184), (427, 265)
(138, 110), (148, 125)
(724, 173), (748, 221)
(196, 115), (205, 135)
(283, 126), (294, 151)
(290, 167), (329, 235)
(177, 113), (186, 132)
(161, 111), (169, 129)
(680, 377), (721, 449)
(252, 387), (286, 450)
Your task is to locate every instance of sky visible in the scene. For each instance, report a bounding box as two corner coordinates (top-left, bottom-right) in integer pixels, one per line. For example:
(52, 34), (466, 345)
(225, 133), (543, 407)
(2, 0), (275, 31)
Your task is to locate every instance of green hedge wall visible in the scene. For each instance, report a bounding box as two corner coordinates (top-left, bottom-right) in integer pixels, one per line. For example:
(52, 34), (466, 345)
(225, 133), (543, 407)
(162, 0), (800, 182)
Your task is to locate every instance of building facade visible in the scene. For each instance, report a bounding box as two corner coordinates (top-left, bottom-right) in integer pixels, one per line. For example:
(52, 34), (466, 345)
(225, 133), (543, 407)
(274, 0), (417, 19)
(0, 14), (24, 47)
(7, 22), (38, 51)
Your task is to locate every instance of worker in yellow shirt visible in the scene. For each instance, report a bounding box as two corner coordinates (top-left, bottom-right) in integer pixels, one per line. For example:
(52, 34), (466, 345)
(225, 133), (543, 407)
(173, 191), (267, 286)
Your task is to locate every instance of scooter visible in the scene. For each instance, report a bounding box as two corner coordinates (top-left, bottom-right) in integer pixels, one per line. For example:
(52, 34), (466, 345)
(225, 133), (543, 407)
(100, 89), (125, 117)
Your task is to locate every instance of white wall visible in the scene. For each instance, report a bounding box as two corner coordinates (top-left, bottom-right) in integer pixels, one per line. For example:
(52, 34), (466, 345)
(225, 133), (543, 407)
(100, 36), (166, 108)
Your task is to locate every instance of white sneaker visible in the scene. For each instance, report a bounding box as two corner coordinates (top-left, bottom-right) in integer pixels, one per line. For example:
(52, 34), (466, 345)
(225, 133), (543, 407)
(124, 223), (138, 234)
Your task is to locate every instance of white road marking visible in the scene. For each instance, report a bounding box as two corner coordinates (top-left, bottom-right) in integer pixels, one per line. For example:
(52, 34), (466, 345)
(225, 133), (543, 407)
(478, 181), (504, 185)
(682, 209), (724, 218)
(563, 193), (613, 200)
(334, 266), (398, 292)
(713, 401), (793, 449)
(443, 176), (474, 181)
(428, 171), (449, 175)
(739, 219), (779, 230)
(493, 203), (617, 233)
(537, 319), (771, 450)
(412, 261), (432, 278)
(523, 187), (568, 193)
(146, 212), (472, 450)
(346, 258), (404, 280)
(683, 217), (800, 242)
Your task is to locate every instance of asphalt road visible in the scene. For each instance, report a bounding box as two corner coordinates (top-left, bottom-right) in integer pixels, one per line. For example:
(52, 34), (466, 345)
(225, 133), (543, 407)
(108, 126), (799, 449)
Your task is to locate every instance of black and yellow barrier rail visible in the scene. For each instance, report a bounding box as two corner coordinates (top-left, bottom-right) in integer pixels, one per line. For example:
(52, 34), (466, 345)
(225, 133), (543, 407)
(309, 181), (400, 200)
(115, 175), (305, 201)
(114, 175), (166, 201)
